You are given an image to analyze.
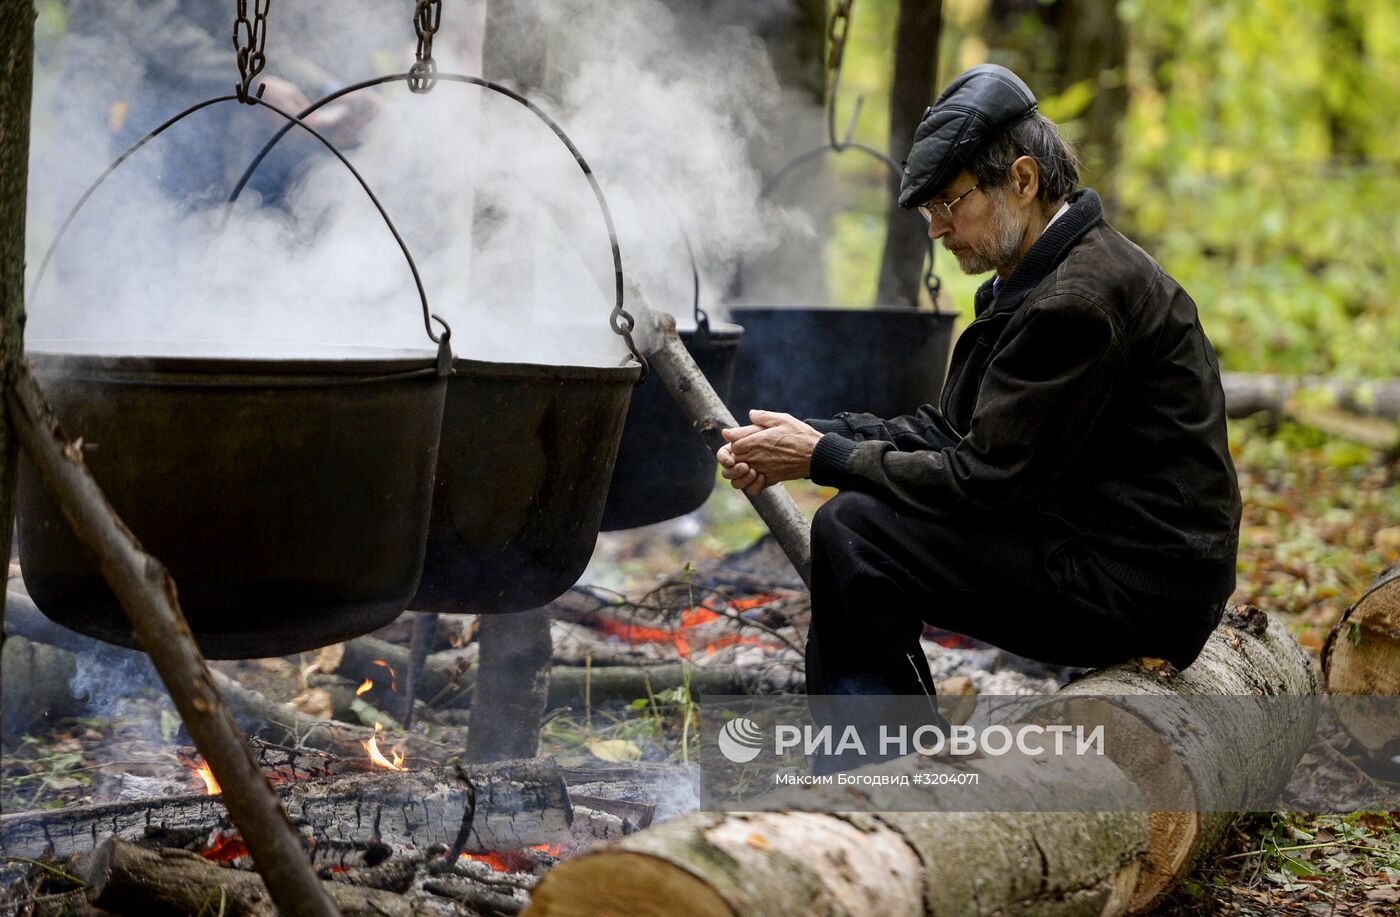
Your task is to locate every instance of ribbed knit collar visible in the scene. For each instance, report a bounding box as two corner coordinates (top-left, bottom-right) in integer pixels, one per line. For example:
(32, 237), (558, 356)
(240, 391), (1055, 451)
(973, 188), (1104, 317)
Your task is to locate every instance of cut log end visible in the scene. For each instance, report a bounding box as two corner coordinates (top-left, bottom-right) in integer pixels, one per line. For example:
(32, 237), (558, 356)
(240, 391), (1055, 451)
(1324, 560), (1400, 758)
(527, 851), (735, 917)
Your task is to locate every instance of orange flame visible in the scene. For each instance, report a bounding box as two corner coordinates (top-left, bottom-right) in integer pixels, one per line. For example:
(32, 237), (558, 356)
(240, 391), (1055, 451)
(364, 722), (404, 771)
(355, 678), (373, 696)
(191, 761), (221, 795)
(371, 660), (398, 692)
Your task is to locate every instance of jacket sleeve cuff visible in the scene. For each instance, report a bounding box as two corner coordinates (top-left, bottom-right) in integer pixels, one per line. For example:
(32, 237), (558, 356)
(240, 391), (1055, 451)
(806, 416), (854, 436)
(809, 433), (857, 486)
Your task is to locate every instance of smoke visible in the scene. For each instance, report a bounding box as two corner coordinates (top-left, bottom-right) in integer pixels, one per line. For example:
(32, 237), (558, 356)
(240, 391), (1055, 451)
(26, 0), (802, 364)
(67, 641), (162, 724)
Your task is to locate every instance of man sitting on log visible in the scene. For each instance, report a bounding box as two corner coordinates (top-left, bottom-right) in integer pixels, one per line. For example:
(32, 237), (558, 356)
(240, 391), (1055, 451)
(717, 65), (1242, 707)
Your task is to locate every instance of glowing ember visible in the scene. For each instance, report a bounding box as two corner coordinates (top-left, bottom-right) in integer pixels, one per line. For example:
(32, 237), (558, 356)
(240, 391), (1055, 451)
(355, 678), (373, 696)
(191, 761), (221, 795)
(201, 830), (248, 863)
(371, 659), (398, 692)
(463, 843), (562, 872)
(594, 595), (783, 660)
(364, 722), (405, 771)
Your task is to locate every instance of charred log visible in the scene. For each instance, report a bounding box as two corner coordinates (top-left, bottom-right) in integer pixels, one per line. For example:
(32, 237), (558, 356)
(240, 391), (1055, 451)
(2, 759), (572, 860)
(81, 838), (459, 917)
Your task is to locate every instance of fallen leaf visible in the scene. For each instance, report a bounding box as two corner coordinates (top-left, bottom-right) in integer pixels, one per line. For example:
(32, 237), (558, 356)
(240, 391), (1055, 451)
(290, 688), (334, 720)
(317, 643), (346, 674)
(587, 739), (642, 763)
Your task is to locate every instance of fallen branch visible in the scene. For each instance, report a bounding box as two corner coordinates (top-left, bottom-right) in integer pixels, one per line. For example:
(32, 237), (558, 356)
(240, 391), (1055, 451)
(1221, 372), (1400, 419)
(4, 361), (336, 917)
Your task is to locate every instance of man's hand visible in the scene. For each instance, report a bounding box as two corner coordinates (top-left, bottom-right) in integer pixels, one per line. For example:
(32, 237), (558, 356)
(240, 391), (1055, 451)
(715, 410), (822, 495)
(256, 76), (314, 122)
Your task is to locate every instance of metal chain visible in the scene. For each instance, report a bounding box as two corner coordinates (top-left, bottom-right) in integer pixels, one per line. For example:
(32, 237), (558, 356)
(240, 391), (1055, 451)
(827, 0), (854, 72)
(825, 0), (862, 150)
(409, 0), (443, 94)
(233, 0), (272, 103)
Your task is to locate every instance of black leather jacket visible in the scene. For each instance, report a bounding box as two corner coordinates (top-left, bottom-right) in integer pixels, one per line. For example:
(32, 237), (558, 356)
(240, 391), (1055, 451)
(809, 189), (1242, 603)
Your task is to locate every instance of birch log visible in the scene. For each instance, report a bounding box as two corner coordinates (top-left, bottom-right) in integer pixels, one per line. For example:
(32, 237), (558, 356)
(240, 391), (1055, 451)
(1323, 559), (1400, 759)
(524, 606), (1316, 917)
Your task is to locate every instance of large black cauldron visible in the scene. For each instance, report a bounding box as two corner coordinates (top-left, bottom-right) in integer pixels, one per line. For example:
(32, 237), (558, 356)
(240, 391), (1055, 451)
(410, 355), (638, 615)
(600, 322), (742, 531)
(17, 341), (448, 659)
(725, 306), (955, 422)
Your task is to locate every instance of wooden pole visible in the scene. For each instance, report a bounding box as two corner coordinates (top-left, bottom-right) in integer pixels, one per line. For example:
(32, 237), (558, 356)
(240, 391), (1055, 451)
(0, 0), (36, 784)
(629, 283), (812, 588)
(4, 363), (340, 917)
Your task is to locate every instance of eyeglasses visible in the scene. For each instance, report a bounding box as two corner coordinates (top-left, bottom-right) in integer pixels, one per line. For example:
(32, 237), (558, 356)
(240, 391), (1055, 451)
(917, 182), (979, 224)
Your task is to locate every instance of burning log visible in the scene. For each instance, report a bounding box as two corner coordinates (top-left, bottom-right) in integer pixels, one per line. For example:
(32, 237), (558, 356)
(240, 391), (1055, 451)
(1, 759), (572, 860)
(206, 667), (456, 765)
(1323, 558), (1400, 760)
(524, 607), (1317, 917)
(332, 632), (787, 712)
(81, 837), (459, 917)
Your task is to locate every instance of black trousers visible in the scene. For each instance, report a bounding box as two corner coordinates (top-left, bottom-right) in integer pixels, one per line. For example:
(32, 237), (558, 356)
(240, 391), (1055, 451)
(805, 491), (1224, 697)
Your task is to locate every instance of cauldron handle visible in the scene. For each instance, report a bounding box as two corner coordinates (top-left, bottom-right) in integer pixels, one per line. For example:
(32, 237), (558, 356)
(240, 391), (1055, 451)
(741, 142), (945, 313)
(28, 93), (454, 369)
(226, 73), (649, 383)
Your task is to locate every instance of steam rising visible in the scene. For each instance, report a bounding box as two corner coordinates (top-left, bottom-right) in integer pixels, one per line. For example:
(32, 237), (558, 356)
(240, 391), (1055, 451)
(27, 0), (799, 364)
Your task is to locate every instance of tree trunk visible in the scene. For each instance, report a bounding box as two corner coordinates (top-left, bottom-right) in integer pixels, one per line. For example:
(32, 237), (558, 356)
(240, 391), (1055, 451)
(2, 759), (572, 860)
(1323, 559), (1400, 759)
(523, 608), (1316, 917)
(0, 0), (36, 770)
(875, 0), (942, 308)
(1049, 0), (1127, 194)
(464, 607), (554, 763)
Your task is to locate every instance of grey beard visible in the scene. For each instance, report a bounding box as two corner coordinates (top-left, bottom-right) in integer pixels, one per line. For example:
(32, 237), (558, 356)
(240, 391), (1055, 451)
(950, 190), (1025, 276)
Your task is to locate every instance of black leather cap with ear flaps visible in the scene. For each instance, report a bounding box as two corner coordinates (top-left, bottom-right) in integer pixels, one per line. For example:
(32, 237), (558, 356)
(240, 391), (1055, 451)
(898, 64), (1037, 209)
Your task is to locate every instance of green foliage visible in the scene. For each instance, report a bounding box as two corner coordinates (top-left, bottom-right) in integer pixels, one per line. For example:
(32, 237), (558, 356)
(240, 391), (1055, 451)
(826, 0), (1399, 374)
(1114, 0), (1400, 375)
